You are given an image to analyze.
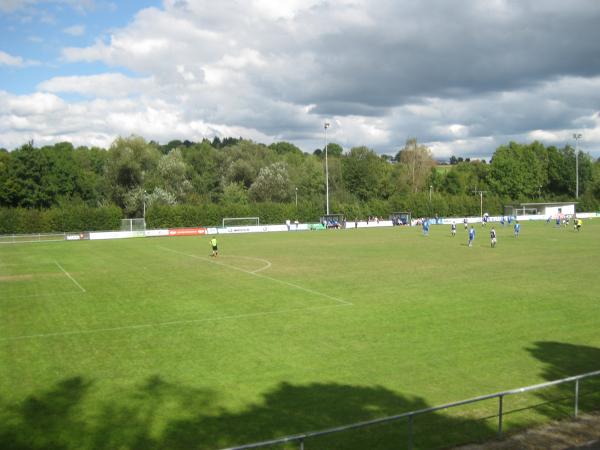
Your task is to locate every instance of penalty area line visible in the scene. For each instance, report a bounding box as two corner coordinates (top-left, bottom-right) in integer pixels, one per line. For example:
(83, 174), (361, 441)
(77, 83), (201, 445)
(0, 303), (351, 342)
(159, 246), (352, 306)
(54, 261), (86, 293)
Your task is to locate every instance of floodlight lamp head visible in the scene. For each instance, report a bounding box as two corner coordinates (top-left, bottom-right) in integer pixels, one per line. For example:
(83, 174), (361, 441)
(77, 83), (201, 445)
(324, 122), (330, 129)
(573, 133), (582, 139)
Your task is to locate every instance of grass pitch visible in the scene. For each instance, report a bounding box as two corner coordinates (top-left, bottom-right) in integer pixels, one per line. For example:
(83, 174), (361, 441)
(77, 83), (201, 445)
(1, 221), (600, 449)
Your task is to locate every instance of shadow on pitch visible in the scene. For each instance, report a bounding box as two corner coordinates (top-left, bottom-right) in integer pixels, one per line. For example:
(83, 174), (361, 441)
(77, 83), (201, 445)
(0, 377), (502, 450)
(526, 341), (600, 419)
(2, 343), (599, 450)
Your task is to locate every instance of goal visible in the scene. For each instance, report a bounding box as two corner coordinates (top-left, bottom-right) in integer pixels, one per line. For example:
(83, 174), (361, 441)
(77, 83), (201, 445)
(222, 217), (260, 228)
(121, 218), (146, 231)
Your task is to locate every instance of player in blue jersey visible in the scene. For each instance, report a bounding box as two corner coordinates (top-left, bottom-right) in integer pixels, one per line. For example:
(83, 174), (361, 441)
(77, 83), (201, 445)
(468, 226), (475, 247)
(422, 218), (430, 236)
(514, 221), (520, 238)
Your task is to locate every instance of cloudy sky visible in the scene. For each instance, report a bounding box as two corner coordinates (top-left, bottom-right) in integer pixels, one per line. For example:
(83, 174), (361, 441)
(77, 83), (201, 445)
(1, 0), (599, 159)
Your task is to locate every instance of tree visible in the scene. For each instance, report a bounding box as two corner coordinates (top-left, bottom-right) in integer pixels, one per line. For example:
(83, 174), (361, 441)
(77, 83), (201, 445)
(326, 143), (343, 157)
(221, 182), (249, 205)
(221, 140), (277, 190)
(155, 149), (193, 201)
(248, 162), (291, 202)
(104, 136), (160, 208)
(395, 138), (436, 194)
(489, 142), (545, 199)
(289, 156), (325, 204)
(269, 142), (303, 156)
(443, 169), (461, 194)
(0, 142), (87, 208)
(342, 146), (383, 201)
(183, 141), (221, 198)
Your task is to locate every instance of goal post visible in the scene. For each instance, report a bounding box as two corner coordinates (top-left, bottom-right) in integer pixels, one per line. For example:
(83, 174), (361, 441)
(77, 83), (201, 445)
(121, 218), (146, 231)
(222, 217), (260, 228)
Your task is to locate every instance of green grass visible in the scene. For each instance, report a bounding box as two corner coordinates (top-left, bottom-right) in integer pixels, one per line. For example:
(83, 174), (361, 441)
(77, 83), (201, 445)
(1, 221), (600, 449)
(434, 165), (453, 173)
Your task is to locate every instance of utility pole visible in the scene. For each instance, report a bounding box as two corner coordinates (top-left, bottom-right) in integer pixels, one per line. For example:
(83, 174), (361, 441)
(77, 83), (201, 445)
(143, 190), (147, 222)
(473, 189), (487, 223)
(324, 122), (330, 215)
(573, 133), (582, 199)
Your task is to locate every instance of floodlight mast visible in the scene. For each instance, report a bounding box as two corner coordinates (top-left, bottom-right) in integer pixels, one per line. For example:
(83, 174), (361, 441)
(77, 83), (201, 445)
(573, 133), (582, 198)
(324, 122), (331, 215)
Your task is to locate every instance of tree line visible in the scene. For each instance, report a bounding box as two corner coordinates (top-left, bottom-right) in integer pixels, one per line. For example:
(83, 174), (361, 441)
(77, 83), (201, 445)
(0, 136), (599, 231)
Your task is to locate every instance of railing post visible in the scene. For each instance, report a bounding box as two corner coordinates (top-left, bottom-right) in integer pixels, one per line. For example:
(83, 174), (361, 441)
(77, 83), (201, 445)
(299, 437), (304, 450)
(497, 395), (503, 437)
(574, 379), (580, 418)
(407, 414), (413, 450)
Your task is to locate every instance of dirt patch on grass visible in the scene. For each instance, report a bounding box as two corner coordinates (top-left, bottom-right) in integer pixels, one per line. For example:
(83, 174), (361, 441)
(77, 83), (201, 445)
(453, 413), (600, 450)
(0, 273), (63, 282)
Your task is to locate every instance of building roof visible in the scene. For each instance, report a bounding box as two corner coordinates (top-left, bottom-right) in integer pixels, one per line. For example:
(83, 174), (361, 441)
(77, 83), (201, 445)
(505, 202), (578, 207)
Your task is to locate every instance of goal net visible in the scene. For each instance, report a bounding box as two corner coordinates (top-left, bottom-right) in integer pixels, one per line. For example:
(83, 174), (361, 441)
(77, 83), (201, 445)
(121, 218), (146, 231)
(222, 217), (260, 228)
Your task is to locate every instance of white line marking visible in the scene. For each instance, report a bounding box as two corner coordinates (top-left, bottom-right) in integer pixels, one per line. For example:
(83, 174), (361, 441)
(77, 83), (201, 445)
(0, 303), (350, 342)
(1, 291), (85, 300)
(218, 255), (272, 273)
(159, 246), (351, 306)
(54, 261), (86, 293)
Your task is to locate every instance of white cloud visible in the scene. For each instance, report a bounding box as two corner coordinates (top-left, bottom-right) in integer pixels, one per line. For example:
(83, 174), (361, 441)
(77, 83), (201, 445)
(0, 50), (24, 66)
(63, 24), (85, 36)
(3, 91), (65, 115)
(0, 50), (38, 67)
(2, 0), (600, 158)
(38, 73), (155, 98)
(0, 0), (34, 12)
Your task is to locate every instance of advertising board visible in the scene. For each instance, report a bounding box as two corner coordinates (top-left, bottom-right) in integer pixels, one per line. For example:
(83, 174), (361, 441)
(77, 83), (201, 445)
(65, 232), (89, 241)
(168, 228), (207, 236)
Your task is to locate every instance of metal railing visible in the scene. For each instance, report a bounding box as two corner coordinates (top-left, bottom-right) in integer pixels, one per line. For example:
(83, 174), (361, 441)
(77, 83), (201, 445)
(220, 369), (600, 450)
(0, 232), (66, 244)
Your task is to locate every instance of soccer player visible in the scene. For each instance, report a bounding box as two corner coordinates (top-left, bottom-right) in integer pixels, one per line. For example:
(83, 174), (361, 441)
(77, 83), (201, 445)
(422, 218), (430, 236)
(463, 218), (468, 230)
(451, 221), (456, 237)
(468, 226), (475, 247)
(490, 227), (497, 248)
(514, 221), (520, 238)
(576, 218), (582, 232)
(210, 237), (218, 257)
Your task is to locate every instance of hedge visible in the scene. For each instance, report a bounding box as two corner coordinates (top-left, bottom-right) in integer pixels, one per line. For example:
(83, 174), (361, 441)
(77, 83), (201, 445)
(2, 193), (585, 234)
(0, 205), (122, 234)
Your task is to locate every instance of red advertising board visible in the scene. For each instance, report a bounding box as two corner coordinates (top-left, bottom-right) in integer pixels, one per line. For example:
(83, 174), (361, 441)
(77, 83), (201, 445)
(168, 228), (207, 236)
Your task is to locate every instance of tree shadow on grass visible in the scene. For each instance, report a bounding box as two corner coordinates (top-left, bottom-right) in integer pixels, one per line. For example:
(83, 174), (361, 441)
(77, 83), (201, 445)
(5, 343), (598, 450)
(0, 376), (92, 450)
(527, 341), (600, 419)
(0, 376), (501, 450)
